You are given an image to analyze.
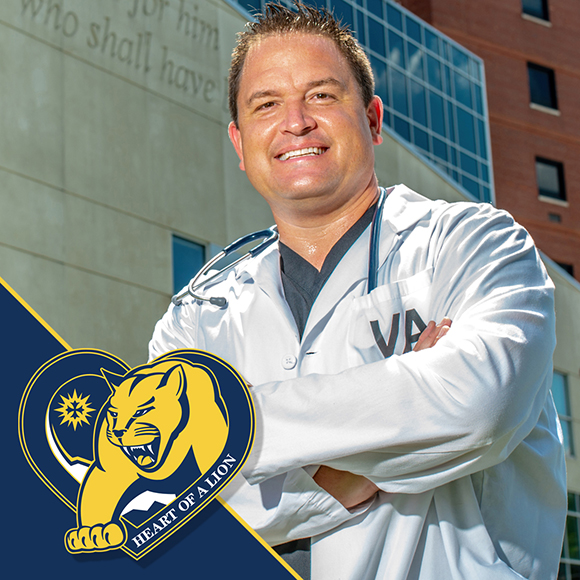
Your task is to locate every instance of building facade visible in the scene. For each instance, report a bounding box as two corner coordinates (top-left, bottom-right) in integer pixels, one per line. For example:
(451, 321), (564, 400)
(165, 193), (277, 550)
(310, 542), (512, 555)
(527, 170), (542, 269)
(395, 1), (580, 578)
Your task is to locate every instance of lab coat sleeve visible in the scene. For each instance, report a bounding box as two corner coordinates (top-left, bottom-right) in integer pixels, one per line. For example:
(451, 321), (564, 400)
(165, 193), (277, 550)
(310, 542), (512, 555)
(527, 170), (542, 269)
(242, 204), (557, 494)
(148, 295), (362, 542)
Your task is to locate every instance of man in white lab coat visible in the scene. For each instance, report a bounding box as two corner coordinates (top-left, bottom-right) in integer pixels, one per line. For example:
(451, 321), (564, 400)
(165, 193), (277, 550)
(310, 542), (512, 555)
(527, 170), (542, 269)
(149, 3), (566, 579)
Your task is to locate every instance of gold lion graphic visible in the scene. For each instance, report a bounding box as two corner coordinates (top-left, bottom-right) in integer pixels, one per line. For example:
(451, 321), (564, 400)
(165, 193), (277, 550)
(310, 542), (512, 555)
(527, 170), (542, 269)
(65, 359), (229, 552)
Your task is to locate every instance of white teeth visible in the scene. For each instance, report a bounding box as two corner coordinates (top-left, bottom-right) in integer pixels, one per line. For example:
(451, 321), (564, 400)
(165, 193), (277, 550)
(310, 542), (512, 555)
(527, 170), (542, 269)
(279, 147), (324, 161)
(147, 444), (154, 454)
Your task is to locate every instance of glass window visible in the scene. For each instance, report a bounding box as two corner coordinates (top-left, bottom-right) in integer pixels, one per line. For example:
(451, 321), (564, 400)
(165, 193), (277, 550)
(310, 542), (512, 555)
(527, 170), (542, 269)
(522, 0), (549, 21)
(528, 63), (558, 110)
(562, 492), (580, 579)
(536, 157), (566, 201)
(386, 2), (402, 30)
(367, 0), (384, 19)
(371, 56), (388, 106)
(387, 29), (405, 66)
(368, 17), (386, 56)
(427, 55), (442, 90)
(425, 29), (440, 55)
(552, 371), (574, 456)
(172, 236), (205, 294)
(557, 263), (574, 277)
(405, 16), (422, 43)
(333, 0), (354, 29)
(407, 41), (424, 79)
(411, 80), (427, 126)
(429, 91), (445, 136)
(413, 126), (429, 152)
(453, 71), (473, 108)
(390, 68), (409, 116)
(456, 108), (476, 153)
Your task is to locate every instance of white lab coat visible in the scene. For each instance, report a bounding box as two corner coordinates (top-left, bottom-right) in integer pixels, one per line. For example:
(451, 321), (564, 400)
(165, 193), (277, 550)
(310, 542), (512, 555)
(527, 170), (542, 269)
(149, 185), (566, 580)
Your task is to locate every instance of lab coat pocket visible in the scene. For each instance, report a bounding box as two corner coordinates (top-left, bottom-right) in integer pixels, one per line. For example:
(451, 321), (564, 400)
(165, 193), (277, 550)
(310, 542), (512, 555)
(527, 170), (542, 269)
(348, 268), (434, 365)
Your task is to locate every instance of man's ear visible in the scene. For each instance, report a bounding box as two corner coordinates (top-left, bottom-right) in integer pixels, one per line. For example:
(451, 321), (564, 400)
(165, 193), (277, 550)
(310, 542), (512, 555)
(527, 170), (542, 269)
(367, 96), (384, 146)
(228, 121), (246, 171)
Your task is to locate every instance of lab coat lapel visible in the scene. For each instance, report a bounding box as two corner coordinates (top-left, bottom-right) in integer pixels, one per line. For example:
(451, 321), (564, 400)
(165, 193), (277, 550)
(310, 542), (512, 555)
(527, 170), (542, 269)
(302, 185), (434, 343)
(235, 242), (299, 338)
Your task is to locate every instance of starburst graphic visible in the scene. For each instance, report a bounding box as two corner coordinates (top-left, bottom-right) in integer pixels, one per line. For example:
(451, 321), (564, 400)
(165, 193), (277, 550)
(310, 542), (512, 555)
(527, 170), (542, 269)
(56, 389), (95, 430)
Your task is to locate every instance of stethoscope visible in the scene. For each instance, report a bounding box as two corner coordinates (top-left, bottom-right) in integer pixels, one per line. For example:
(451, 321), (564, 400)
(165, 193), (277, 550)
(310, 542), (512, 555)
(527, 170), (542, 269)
(172, 187), (387, 308)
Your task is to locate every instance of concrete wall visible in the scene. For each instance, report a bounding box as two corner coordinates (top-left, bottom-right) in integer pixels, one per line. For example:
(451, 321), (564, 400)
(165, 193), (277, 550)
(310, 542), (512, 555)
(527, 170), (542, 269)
(545, 258), (580, 491)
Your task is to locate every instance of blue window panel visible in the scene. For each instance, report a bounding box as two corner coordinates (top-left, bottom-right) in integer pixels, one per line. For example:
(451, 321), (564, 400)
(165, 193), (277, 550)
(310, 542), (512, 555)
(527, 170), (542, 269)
(387, 29), (405, 66)
(482, 186), (491, 203)
(443, 65), (452, 97)
(368, 17), (386, 56)
(307, 0), (328, 9)
(239, 0), (262, 15)
(470, 58), (481, 81)
(173, 236), (205, 294)
(383, 109), (391, 126)
(427, 55), (442, 91)
(355, 0), (363, 6)
(447, 100), (456, 142)
(460, 152), (478, 177)
(429, 91), (445, 136)
(390, 68), (409, 116)
(433, 137), (448, 161)
(461, 174), (479, 197)
(411, 80), (427, 126)
(452, 45), (469, 73)
(367, 0), (383, 20)
(394, 115), (411, 141)
(413, 126), (429, 152)
(425, 29), (440, 55)
(552, 372), (570, 416)
(450, 146), (457, 166)
(407, 41), (424, 79)
(457, 108), (476, 153)
(332, 0), (354, 30)
(451, 169), (459, 182)
(480, 162), (489, 183)
(477, 119), (488, 159)
(453, 71), (473, 108)
(405, 16), (422, 43)
(386, 2), (403, 30)
(474, 85), (484, 115)
(356, 9), (366, 44)
(371, 56), (388, 106)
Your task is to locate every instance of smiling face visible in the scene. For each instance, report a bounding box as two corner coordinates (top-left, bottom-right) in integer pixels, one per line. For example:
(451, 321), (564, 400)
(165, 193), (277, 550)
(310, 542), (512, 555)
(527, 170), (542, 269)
(228, 33), (383, 222)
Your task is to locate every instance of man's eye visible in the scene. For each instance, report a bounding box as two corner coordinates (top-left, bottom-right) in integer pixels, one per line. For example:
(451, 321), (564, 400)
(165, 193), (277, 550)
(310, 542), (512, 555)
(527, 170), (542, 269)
(257, 101), (275, 111)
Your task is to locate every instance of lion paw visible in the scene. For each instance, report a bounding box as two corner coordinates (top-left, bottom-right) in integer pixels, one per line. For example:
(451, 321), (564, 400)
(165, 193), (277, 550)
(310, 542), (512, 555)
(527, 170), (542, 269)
(65, 522), (125, 552)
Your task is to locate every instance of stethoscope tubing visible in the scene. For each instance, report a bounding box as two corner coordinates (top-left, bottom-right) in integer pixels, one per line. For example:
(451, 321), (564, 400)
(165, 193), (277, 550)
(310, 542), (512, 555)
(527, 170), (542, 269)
(172, 189), (386, 307)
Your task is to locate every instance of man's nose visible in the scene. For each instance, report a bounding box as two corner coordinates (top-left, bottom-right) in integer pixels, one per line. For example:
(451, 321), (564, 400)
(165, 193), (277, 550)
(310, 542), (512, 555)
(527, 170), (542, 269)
(280, 101), (316, 135)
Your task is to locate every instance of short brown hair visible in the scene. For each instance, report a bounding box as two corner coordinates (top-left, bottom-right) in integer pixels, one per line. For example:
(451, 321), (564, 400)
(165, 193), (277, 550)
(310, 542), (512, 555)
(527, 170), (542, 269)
(228, 1), (375, 126)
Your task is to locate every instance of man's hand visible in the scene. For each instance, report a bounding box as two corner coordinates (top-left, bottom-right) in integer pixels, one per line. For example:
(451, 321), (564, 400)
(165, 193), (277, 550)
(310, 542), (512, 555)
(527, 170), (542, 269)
(413, 317), (452, 352)
(313, 317), (452, 509)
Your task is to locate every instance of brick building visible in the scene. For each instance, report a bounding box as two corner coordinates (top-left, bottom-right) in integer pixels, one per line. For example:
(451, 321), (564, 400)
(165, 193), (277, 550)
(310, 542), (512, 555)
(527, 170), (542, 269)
(398, 0), (580, 280)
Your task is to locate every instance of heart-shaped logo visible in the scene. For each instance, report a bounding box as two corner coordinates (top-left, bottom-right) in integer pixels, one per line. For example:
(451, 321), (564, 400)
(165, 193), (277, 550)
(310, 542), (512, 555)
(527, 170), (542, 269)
(19, 348), (255, 560)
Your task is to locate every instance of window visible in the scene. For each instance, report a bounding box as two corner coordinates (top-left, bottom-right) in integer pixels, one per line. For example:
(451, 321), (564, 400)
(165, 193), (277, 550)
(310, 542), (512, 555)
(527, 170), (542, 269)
(528, 63), (558, 110)
(522, 0), (549, 21)
(560, 493), (580, 580)
(536, 157), (566, 201)
(552, 371), (573, 456)
(172, 236), (205, 294)
(556, 263), (575, 277)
